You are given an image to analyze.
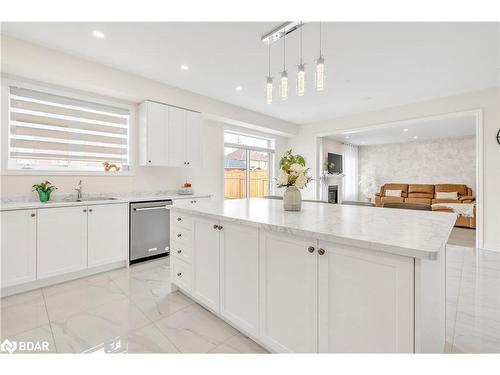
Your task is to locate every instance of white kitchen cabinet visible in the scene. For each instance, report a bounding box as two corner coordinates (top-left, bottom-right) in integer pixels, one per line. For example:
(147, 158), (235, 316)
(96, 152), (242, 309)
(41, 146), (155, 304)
(87, 203), (128, 267)
(0, 210), (37, 287)
(220, 222), (259, 337)
(37, 206), (88, 280)
(192, 216), (220, 312)
(139, 100), (169, 166)
(185, 110), (203, 168)
(317, 241), (414, 353)
(168, 106), (187, 167)
(259, 231), (318, 353)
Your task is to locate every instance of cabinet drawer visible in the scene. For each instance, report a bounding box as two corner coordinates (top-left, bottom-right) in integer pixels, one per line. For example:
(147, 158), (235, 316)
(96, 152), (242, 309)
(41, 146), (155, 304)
(171, 212), (194, 230)
(172, 257), (192, 292)
(171, 226), (192, 246)
(170, 240), (193, 263)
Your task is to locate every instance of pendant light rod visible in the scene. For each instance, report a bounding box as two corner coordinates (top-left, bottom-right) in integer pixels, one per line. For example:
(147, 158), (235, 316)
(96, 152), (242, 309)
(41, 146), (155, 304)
(283, 29), (286, 70)
(299, 22), (303, 64)
(319, 22), (322, 57)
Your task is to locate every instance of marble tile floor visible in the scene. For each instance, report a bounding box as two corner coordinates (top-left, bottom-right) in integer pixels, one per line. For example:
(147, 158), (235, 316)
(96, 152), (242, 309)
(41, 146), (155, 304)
(0, 258), (266, 354)
(1, 245), (499, 353)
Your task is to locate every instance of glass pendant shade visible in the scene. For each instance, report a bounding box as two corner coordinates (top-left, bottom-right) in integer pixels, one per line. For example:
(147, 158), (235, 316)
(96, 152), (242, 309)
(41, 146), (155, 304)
(280, 70), (288, 100)
(296, 64), (305, 96)
(266, 77), (273, 104)
(315, 56), (325, 91)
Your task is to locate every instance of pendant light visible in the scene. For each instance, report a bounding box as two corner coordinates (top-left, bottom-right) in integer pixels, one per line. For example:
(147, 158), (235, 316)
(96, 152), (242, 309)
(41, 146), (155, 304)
(315, 22), (325, 91)
(296, 23), (305, 97)
(280, 30), (288, 100)
(266, 43), (273, 104)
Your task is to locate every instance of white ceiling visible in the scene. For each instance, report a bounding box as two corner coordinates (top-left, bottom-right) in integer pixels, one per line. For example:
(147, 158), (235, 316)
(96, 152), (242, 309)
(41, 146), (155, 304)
(1, 22), (498, 125)
(326, 114), (476, 146)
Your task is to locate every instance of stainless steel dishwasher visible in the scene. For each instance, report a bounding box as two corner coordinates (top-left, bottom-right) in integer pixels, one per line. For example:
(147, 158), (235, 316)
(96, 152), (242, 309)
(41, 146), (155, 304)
(130, 200), (172, 263)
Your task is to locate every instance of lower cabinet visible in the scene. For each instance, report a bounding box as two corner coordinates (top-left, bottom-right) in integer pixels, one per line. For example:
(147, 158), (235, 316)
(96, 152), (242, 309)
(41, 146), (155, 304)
(259, 231), (318, 353)
(88, 204), (128, 267)
(37, 206), (88, 280)
(317, 241), (414, 353)
(0, 210), (37, 287)
(220, 222), (259, 337)
(192, 216), (221, 311)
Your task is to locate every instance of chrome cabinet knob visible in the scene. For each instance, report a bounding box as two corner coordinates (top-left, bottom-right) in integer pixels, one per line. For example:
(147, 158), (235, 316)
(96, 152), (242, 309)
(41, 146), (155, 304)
(177, 272), (182, 277)
(177, 217), (182, 221)
(89, 209), (93, 212)
(83, 209), (87, 213)
(318, 248), (326, 256)
(31, 213), (36, 217)
(213, 224), (218, 229)
(177, 233), (182, 238)
(308, 246), (315, 253)
(177, 249), (182, 254)
(218, 225), (223, 230)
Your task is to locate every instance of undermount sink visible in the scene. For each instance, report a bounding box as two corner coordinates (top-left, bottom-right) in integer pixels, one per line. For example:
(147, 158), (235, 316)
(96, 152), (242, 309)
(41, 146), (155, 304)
(65, 197), (119, 202)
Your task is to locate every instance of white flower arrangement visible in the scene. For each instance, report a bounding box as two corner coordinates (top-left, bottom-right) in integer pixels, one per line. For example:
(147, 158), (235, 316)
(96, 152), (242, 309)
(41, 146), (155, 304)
(277, 150), (312, 189)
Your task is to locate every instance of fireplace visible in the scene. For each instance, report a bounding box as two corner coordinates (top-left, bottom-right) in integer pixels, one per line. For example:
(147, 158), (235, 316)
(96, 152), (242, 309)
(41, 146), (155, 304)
(328, 185), (339, 204)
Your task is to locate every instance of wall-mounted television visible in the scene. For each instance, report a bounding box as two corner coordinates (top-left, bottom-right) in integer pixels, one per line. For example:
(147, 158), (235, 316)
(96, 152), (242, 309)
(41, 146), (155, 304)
(327, 153), (343, 174)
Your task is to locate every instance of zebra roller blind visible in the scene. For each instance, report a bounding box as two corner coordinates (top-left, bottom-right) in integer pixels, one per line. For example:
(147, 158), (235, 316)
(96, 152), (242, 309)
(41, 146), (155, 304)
(8, 86), (130, 171)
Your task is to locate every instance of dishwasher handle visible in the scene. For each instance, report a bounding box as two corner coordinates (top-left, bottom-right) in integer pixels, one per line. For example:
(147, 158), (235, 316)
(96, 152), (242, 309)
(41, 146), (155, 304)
(133, 205), (169, 211)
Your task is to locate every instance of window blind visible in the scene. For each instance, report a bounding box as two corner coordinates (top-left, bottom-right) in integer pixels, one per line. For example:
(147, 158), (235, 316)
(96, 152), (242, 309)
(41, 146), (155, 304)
(8, 86), (130, 171)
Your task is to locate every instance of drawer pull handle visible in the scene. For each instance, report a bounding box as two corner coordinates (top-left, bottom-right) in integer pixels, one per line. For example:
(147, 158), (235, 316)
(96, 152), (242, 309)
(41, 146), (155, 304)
(177, 233), (182, 238)
(177, 272), (182, 277)
(213, 224), (218, 229)
(83, 209), (87, 213)
(177, 217), (182, 221)
(318, 248), (326, 256)
(31, 213), (36, 217)
(218, 225), (223, 230)
(308, 246), (315, 253)
(177, 249), (182, 254)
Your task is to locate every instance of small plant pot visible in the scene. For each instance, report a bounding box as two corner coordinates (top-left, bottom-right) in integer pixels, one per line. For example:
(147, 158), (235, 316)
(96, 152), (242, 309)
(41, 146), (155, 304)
(37, 190), (52, 203)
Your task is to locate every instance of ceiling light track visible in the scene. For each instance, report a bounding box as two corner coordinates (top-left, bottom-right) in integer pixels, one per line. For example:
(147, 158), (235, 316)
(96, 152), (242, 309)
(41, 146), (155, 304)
(261, 22), (305, 45)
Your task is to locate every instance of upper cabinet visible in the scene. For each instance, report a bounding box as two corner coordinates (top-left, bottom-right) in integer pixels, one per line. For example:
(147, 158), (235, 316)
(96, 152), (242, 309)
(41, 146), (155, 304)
(139, 100), (203, 168)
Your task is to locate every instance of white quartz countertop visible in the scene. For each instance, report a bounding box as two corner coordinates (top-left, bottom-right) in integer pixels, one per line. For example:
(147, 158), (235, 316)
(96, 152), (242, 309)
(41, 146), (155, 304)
(170, 198), (457, 260)
(0, 192), (212, 211)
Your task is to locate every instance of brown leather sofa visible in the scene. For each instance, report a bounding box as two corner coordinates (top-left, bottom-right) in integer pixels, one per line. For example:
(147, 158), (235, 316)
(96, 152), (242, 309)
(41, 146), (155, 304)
(375, 183), (476, 228)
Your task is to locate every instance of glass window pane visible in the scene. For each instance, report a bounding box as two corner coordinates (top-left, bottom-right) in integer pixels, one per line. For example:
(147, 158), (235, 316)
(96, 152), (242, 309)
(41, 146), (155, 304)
(249, 150), (269, 198)
(224, 147), (247, 199)
(224, 132), (274, 150)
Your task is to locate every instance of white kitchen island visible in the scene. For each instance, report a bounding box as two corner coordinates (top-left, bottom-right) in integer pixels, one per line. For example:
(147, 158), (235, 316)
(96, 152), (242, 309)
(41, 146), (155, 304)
(169, 198), (456, 353)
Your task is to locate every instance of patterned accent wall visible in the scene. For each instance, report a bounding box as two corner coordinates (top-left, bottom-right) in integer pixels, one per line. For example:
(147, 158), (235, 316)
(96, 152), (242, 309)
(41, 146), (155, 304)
(358, 136), (475, 200)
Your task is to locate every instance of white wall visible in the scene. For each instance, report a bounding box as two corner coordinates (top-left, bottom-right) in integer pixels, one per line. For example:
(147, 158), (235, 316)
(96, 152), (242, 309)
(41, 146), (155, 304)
(0, 36), (295, 200)
(357, 136), (476, 200)
(289, 88), (500, 251)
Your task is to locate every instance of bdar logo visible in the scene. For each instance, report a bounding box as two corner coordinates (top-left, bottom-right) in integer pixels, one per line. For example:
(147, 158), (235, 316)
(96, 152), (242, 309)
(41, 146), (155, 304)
(1, 339), (17, 354)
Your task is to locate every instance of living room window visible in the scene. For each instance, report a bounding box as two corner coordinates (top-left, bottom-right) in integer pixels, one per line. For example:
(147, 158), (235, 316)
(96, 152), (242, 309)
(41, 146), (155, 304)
(3, 82), (132, 174)
(223, 131), (275, 199)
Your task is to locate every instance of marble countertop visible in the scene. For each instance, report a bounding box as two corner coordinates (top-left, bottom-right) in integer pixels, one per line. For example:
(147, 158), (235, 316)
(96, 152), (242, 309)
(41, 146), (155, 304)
(0, 191), (212, 211)
(170, 198), (457, 260)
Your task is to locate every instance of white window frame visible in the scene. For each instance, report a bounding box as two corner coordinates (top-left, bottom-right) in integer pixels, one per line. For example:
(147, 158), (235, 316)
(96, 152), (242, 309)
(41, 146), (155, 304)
(223, 130), (276, 198)
(1, 77), (136, 176)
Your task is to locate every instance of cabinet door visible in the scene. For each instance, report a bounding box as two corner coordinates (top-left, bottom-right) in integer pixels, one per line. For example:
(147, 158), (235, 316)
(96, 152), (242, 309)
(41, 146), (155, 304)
(88, 204), (128, 267)
(192, 216), (220, 311)
(220, 222), (259, 336)
(168, 106), (187, 167)
(0, 210), (37, 287)
(37, 206), (88, 279)
(185, 111), (203, 168)
(144, 101), (169, 166)
(318, 241), (414, 353)
(259, 231), (318, 353)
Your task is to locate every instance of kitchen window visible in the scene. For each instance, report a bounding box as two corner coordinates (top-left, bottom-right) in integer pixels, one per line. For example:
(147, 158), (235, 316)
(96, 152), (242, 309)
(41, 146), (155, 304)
(224, 131), (275, 199)
(3, 83), (132, 174)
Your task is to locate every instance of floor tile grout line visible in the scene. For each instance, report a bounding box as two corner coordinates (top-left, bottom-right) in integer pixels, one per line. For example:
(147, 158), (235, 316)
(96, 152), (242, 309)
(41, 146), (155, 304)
(41, 287), (59, 353)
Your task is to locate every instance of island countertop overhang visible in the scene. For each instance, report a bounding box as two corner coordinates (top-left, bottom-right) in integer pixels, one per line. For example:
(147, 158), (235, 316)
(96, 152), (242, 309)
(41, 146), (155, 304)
(170, 198), (457, 260)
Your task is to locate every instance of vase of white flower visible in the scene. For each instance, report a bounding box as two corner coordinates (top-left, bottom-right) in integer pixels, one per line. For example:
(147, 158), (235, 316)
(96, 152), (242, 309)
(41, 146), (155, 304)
(283, 186), (302, 211)
(277, 150), (312, 211)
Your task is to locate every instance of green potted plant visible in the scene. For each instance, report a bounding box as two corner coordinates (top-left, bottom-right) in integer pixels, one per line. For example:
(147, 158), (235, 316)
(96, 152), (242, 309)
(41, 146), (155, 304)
(32, 181), (57, 203)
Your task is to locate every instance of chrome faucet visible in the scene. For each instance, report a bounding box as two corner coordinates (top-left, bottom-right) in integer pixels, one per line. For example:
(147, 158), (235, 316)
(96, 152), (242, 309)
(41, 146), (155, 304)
(75, 180), (83, 201)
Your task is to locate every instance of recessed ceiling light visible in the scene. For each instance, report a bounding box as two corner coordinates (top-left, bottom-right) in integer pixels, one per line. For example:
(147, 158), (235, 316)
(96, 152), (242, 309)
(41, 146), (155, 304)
(235, 86), (243, 91)
(92, 30), (104, 39)
(345, 135), (350, 139)
(180, 65), (189, 71)
(413, 135), (419, 139)
(403, 128), (409, 132)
